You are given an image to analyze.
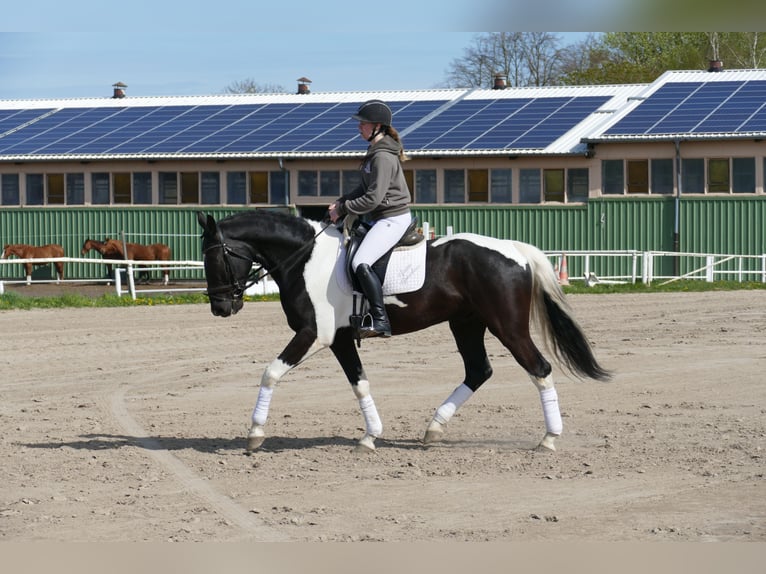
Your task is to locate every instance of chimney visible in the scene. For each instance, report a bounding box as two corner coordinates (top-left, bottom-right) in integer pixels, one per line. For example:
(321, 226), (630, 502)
(708, 60), (723, 72)
(492, 73), (507, 90)
(112, 81), (127, 98)
(297, 77), (312, 94)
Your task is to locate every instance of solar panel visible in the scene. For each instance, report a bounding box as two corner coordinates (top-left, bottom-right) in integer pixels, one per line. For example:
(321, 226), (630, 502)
(0, 109), (55, 138)
(407, 96), (609, 151)
(605, 80), (766, 136)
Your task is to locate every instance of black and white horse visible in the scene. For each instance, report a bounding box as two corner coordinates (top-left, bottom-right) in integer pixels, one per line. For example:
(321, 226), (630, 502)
(197, 210), (610, 453)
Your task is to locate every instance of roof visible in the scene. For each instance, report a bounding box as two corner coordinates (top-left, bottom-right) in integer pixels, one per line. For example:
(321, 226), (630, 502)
(0, 69), (764, 162)
(583, 69), (766, 143)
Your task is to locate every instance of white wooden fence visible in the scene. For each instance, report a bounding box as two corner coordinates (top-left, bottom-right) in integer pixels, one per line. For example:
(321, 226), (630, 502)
(1, 250), (764, 299)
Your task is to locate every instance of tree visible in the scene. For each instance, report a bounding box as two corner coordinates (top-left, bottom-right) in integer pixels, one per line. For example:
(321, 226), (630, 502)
(444, 32), (565, 89)
(223, 79), (286, 94)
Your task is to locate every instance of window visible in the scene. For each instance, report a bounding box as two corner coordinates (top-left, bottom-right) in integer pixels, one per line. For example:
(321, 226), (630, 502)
(519, 169), (541, 203)
(682, 158), (704, 193)
(159, 172), (178, 204)
(342, 170), (362, 194)
(66, 173), (85, 204)
(708, 158), (729, 193)
(414, 170), (436, 203)
(249, 171), (268, 203)
(490, 169), (512, 203)
(227, 172), (247, 204)
(298, 171), (318, 196)
(270, 171), (288, 204)
(467, 169), (488, 202)
(133, 172), (152, 204)
(181, 172), (199, 203)
(732, 157), (755, 193)
(543, 169), (565, 202)
(627, 160), (648, 194)
(47, 174), (65, 204)
(444, 169), (465, 203)
(651, 159), (674, 195)
(1, 174), (20, 205)
(26, 174), (44, 205)
(92, 173), (110, 204)
(113, 173), (131, 204)
(567, 168), (589, 202)
(200, 172), (220, 204)
(602, 160), (623, 195)
(319, 171), (339, 197)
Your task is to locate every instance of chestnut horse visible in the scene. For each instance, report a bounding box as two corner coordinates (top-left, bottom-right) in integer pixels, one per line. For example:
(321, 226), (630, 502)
(81, 238), (171, 284)
(2, 243), (65, 285)
(103, 239), (171, 285)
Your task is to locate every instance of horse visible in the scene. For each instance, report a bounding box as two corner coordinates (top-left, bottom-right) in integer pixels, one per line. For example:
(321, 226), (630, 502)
(1, 243), (65, 285)
(197, 210), (611, 454)
(102, 239), (171, 285)
(81, 239), (125, 281)
(81, 238), (171, 285)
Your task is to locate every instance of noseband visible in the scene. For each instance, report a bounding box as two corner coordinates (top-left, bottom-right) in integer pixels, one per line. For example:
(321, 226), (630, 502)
(203, 241), (261, 303)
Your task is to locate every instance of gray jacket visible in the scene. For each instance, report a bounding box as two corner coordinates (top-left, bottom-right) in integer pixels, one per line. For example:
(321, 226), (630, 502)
(337, 135), (411, 221)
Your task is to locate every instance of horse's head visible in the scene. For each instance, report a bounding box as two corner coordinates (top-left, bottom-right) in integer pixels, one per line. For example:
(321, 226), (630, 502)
(81, 239), (96, 255)
(197, 212), (252, 317)
(1, 245), (9, 259)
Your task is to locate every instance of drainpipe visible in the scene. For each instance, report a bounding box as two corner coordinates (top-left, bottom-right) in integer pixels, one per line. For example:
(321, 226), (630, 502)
(674, 139), (682, 276)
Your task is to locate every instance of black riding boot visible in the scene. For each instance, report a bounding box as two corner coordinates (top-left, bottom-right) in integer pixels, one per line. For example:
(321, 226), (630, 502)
(355, 263), (392, 338)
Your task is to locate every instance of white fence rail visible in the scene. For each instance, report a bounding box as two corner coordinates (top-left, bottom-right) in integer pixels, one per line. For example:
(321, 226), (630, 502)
(1, 250), (764, 298)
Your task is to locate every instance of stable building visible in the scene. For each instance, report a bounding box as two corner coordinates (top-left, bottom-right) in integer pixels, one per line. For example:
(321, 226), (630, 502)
(0, 69), (764, 280)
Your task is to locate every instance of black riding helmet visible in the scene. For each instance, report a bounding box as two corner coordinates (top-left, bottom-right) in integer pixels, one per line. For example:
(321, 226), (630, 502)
(352, 99), (392, 126)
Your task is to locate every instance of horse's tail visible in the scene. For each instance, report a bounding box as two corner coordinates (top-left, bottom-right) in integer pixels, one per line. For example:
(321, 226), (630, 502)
(514, 241), (611, 382)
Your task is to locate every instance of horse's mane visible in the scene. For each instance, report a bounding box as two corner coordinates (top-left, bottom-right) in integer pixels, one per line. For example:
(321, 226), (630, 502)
(219, 210), (317, 246)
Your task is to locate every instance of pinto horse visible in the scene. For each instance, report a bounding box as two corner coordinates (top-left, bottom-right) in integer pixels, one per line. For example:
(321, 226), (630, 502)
(2, 243), (65, 285)
(81, 238), (171, 285)
(197, 210), (611, 454)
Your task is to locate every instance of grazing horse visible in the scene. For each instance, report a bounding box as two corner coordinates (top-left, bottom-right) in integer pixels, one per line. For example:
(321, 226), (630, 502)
(81, 238), (171, 285)
(102, 239), (171, 285)
(81, 239), (125, 281)
(2, 243), (65, 285)
(197, 210), (611, 454)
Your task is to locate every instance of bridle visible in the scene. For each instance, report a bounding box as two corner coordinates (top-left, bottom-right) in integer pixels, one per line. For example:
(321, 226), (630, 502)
(202, 240), (260, 303)
(202, 221), (334, 303)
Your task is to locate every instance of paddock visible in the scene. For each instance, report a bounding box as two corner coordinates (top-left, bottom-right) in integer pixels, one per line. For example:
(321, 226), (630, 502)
(0, 291), (763, 541)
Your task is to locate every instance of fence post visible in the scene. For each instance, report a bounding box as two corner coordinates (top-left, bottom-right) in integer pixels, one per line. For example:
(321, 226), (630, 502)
(706, 255), (714, 282)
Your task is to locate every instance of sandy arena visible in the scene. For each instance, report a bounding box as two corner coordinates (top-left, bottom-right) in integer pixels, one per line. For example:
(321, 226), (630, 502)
(0, 290), (764, 541)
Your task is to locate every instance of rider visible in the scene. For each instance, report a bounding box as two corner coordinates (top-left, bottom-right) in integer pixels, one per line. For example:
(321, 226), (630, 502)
(328, 99), (412, 338)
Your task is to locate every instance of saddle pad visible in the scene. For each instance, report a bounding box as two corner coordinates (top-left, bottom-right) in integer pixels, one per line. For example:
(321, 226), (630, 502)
(336, 240), (427, 296)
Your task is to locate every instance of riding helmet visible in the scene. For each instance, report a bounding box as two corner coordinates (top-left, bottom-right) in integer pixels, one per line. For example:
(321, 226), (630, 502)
(352, 99), (392, 126)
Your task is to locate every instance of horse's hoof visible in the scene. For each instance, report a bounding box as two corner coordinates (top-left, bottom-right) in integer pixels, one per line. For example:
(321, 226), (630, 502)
(355, 434), (376, 453)
(536, 432), (559, 452)
(423, 420), (444, 444)
(246, 426), (266, 453)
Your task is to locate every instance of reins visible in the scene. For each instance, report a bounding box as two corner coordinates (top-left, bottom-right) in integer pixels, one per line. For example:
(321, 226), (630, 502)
(203, 220), (335, 300)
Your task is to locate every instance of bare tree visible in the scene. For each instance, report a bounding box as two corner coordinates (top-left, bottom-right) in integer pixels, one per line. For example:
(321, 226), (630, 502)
(445, 32), (565, 89)
(223, 79), (286, 94)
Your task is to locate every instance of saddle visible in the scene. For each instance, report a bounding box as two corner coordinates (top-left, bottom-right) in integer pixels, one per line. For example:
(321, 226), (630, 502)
(341, 216), (425, 347)
(343, 216), (424, 292)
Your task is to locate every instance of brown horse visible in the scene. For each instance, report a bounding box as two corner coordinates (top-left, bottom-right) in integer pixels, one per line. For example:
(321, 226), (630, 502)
(2, 243), (65, 285)
(102, 239), (172, 285)
(81, 239), (124, 280)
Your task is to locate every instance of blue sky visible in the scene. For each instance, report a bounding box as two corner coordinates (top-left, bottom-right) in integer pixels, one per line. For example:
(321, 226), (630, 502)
(0, 1), (603, 100)
(3, 0), (755, 100)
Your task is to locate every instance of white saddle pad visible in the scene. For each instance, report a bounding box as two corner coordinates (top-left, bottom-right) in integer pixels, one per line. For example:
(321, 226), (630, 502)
(335, 240), (427, 296)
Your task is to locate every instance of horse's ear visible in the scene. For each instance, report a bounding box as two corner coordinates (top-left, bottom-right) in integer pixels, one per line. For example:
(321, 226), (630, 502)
(197, 211), (216, 233)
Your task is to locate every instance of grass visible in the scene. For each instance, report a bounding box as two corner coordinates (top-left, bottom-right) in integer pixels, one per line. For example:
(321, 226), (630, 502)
(0, 280), (763, 310)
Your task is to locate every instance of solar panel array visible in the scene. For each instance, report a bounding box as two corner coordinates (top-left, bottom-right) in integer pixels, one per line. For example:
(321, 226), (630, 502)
(604, 80), (766, 136)
(0, 93), (609, 158)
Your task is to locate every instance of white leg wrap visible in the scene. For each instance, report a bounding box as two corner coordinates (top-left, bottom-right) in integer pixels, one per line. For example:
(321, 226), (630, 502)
(358, 395), (383, 437)
(252, 386), (274, 427)
(433, 383), (474, 425)
(539, 387), (563, 436)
